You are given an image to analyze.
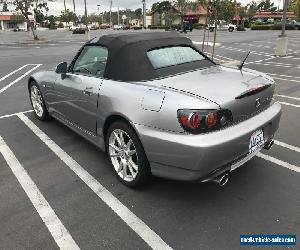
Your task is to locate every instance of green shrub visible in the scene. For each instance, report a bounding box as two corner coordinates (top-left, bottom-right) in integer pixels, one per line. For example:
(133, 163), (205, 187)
(193, 23), (204, 30)
(271, 24), (295, 30)
(237, 25), (245, 31)
(58, 22), (64, 28)
(251, 25), (271, 30)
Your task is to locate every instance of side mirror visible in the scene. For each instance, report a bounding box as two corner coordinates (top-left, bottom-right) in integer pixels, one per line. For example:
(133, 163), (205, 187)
(55, 62), (68, 74)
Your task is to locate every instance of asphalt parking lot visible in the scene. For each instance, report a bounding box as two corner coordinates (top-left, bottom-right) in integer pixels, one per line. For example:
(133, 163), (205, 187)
(0, 29), (299, 249)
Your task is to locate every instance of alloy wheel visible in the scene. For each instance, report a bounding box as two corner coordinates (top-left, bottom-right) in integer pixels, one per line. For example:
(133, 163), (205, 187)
(108, 129), (139, 182)
(30, 85), (44, 118)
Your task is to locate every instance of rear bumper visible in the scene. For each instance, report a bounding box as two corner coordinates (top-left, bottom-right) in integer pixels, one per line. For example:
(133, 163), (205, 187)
(135, 102), (282, 181)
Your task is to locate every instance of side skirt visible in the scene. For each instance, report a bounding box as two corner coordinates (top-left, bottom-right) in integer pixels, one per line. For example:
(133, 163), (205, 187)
(50, 111), (106, 152)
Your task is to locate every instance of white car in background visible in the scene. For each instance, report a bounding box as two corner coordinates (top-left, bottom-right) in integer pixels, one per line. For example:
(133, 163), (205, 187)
(208, 21), (237, 32)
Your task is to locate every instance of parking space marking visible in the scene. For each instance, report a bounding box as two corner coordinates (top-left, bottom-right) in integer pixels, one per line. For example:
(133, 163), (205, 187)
(278, 102), (300, 108)
(268, 73), (300, 79)
(17, 113), (173, 250)
(0, 64), (28, 82)
(275, 94), (300, 101)
(271, 77), (300, 83)
(219, 46), (273, 57)
(0, 64), (42, 94)
(0, 110), (33, 120)
(257, 153), (300, 173)
(274, 140), (300, 153)
(0, 136), (80, 250)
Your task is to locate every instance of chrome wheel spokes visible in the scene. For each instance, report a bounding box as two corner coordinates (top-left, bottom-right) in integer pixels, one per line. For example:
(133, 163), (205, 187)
(109, 129), (138, 182)
(31, 85), (44, 117)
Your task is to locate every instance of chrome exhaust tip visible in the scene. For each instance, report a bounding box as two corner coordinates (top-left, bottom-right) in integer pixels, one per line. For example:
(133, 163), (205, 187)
(213, 173), (229, 186)
(264, 140), (274, 150)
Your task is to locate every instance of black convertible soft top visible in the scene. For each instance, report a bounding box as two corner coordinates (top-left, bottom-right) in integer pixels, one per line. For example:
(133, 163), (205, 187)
(89, 32), (214, 81)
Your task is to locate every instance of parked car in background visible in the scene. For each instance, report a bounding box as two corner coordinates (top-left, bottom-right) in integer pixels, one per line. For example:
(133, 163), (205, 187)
(177, 21), (193, 32)
(290, 20), (300, 30)
(13, 26), (26, 32)
(208, 21), (237, 32)
(72, 27), (86, 34)
(113, 25), (123, 30)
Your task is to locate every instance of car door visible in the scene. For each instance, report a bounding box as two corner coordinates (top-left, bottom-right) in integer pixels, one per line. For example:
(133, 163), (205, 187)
(52, 45), (108, 135)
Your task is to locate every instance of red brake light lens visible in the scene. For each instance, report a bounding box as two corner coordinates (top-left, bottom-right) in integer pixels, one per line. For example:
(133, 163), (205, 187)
(189, 112), (201, 129)
(178, 109), (232, 134)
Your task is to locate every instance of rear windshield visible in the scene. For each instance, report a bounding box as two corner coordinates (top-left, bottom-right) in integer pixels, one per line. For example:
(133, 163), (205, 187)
(147, 46), (205, 69)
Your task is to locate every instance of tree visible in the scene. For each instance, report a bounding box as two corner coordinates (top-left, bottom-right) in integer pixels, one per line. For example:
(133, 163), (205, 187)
(60, 9), (77, 24)
(0, 0), (48, 40)
(2, 1), (9, 11)
(257, 0), (277, 12)
(134, 8), (142, 19)
(289, 0), (300, 18)
(246, 1), (258, 20)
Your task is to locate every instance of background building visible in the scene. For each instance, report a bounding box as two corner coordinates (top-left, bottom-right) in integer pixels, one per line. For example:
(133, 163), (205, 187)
(0, 11), (35, 30)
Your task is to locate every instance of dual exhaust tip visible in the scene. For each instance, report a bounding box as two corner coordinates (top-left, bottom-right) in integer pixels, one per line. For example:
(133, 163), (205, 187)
(212, 173), (229, 186)
(211, 139), (274, 187)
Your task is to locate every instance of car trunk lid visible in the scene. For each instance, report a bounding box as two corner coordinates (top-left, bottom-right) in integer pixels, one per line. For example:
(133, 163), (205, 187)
(160, 66), (275, 122)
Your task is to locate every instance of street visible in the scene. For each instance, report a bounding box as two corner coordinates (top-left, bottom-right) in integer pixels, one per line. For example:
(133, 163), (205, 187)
(0, 29), (299, 249)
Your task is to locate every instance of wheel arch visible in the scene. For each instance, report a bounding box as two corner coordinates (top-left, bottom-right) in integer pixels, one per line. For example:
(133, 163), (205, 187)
(102, 114), (148, 159)
(28, 76), (37, 91)
(103, 114), (139, 142)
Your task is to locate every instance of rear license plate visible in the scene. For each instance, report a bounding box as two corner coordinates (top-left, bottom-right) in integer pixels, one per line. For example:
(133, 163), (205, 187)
(249, 129), (264, 153)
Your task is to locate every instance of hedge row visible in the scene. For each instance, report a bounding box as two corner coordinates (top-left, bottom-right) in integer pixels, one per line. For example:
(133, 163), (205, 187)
(251, 24), (296, 30)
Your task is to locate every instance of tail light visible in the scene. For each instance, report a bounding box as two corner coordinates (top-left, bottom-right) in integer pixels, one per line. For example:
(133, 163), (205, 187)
(177, 109), (233, 134)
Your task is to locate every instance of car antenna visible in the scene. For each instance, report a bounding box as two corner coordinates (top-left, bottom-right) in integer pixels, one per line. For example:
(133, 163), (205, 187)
(238, 51), (250, 71)
(85, 37), (97, 45)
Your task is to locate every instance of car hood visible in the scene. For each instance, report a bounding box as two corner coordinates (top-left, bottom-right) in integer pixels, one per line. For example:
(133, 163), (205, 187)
(160, 66), (274, 104)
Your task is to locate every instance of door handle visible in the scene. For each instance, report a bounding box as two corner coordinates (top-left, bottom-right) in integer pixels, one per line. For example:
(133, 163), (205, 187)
(83, 87), (93, 96)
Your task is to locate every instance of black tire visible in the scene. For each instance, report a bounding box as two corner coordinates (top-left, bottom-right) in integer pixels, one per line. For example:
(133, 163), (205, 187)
(228, 27), (234, 32)
(29, 81), (50, 121)
(209, 27), (214, 32)
(106, 121), (151, 187)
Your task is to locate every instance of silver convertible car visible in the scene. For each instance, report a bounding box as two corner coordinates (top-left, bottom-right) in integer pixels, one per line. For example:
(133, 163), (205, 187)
(28, 32), (281, 187)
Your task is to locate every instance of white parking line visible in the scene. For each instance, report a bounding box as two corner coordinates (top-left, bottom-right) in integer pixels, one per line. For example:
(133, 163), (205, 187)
(271, 77), (300, 84)
(268, 73), (300, 79)
(278, 102), (300, 108)
(275, 94), (300, 101)
(0, 110), (33, 120)
(0, 64), (42, 94)
(257, 153), (300, 173)
(0, 136), (80, 250)
(274, 140), (300, 153)
(17, 113), (172, 250)
(0, 64), (28, 82)
(193, 41), (221, 46)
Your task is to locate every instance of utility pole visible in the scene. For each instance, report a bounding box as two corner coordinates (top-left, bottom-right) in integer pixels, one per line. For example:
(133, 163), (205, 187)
(110, 0), (112, 28)
(142, 0), (146, 29)
(84, 0), (90, 39)
(275, 0), (288, 56)
(118, 7), (120, 26)
(72, 0), (76, 13)
(63, 0), (69, 27)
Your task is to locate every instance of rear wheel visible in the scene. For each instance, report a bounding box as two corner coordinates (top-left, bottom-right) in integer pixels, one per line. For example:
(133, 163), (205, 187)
(29, 81), (49, 121)
(106, 121), (151, 187)
(228, 27), (234, 32)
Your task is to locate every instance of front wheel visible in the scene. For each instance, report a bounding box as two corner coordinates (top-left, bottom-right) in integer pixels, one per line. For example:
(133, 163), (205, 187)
(29, 82), (50, 121)
(106, 121), (151, 187)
